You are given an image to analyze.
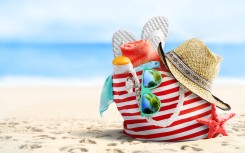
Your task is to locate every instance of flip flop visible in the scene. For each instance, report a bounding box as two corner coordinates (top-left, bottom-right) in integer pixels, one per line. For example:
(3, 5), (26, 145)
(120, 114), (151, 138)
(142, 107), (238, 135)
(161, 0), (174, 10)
(141, 16), (169, 51)
(112, 30), (137, 57)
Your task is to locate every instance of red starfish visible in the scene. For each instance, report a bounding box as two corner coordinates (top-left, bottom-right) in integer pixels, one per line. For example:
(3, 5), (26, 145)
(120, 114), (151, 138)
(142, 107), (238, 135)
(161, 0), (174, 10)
(196, 104), (236, 139)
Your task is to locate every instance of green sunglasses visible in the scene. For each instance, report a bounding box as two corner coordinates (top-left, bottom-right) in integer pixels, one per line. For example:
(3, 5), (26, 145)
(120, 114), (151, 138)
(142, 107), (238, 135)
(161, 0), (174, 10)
(140, 68), (162, 117)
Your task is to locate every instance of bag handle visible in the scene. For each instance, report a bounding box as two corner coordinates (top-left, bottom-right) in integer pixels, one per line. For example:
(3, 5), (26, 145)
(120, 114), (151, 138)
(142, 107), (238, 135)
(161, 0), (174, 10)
(146, 84), (187, 127)
(145, 30), (184, 127)
(145, 29), (164, 45)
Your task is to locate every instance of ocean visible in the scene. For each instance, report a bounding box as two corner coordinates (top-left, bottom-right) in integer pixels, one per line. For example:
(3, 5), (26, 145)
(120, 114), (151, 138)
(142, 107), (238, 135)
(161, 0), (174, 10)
(0, 42), (244, 86)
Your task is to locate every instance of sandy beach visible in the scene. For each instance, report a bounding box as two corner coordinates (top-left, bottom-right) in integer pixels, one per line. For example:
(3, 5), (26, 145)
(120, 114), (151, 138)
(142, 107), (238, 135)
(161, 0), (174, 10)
(0, 85), (244, 153)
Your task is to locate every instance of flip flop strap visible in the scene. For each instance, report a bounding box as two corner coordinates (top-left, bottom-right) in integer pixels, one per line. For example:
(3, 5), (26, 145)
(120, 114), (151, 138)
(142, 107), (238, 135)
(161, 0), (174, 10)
(145, 29), (165, 47)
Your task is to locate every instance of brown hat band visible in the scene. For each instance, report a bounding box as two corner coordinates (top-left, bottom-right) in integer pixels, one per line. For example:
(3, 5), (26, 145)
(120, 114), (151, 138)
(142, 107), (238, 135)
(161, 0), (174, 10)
(166, 51), (212, 91)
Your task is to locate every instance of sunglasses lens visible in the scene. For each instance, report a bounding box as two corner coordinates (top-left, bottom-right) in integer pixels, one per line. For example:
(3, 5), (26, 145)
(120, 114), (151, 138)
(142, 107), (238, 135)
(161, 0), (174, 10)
(143, 69), (162, 88)
(141, 93), (161, 115)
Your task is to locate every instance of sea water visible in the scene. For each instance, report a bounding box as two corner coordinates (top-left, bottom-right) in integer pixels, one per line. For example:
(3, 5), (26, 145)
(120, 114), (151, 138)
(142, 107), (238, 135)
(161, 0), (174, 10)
(0, 42), (244, 85)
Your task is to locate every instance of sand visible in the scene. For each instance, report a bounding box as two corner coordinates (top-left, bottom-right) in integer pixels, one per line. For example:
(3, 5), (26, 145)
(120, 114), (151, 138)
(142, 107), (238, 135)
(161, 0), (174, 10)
(0, 85), (244, 153)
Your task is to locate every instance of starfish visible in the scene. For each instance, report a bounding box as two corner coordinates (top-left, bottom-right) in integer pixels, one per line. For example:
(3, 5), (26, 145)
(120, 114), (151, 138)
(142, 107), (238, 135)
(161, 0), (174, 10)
(196, 104), (236, 139)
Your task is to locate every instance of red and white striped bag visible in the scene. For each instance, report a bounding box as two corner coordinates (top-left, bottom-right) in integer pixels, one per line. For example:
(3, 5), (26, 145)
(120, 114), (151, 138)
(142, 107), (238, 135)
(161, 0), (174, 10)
(113, 66), (213, 141)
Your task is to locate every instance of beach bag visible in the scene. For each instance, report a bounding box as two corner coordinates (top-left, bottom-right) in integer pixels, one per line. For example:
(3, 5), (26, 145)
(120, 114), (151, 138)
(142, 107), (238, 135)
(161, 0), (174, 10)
(112, 64), (213, 141)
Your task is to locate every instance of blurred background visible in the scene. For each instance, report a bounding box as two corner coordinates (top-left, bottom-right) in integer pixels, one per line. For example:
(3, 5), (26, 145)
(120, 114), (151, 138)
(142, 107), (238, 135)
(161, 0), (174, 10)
(0, 0), (245, 86)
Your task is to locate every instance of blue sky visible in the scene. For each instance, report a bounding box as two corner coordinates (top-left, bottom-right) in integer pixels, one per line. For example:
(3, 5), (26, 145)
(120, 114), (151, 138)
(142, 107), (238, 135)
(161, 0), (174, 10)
(0, 0), (244, 44)
(0, 0), (244, 81)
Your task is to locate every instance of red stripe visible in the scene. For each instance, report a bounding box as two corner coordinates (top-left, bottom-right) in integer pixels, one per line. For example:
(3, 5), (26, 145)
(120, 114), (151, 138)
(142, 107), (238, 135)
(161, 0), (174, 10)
(113, 84), (193, 100)
(125, 123), (205, 139)
(113, 90), (128, 95)
(115, 96), (209, 119)
(116, 97), (209, 121)
(114, 96), (136, 103)
(152, 103), (210, 121)
(185, 91), (192, 97)
(179, 103), (211, 116)
(159, 79), (178, 87)
(154, 87), (179, 96)
(159, 103), (178, 111)
(161, 96), (179, 103)
(184, 97), (203, 105)
(170, 109), (211, 126)
(121, 112), (141, 116)
(113, 73), (132, 79)
(154, 88), (192, 99)
(166, 128), (208, 141)
(113, 82), (125, 87)
(126, 110), (211, 132)
(124, 109), (211, 130)
(123, 128), (208, 141)
(113, 82), (178, 96)
(115, 96), (178, 113)
(112, 71), (142, 80)
(124, 118), (147, 124)
(136, 71), (143, 76)
(117, 104), (139, 111)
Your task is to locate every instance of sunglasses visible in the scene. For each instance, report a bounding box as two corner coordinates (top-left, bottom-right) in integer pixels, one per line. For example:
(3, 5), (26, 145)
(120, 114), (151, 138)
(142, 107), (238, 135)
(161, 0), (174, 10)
(140, 68), (162, 117)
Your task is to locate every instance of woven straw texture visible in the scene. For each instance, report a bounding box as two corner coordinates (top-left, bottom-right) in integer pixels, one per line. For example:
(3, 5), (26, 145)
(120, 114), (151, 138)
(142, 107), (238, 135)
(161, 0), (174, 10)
(158, 38), (230, 110)
(173, 38), (222, 82)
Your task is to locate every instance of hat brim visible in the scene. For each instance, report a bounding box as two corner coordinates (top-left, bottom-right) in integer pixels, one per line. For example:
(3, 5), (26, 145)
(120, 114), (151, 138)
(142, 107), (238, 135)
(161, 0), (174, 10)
(157, 42), (231, 111)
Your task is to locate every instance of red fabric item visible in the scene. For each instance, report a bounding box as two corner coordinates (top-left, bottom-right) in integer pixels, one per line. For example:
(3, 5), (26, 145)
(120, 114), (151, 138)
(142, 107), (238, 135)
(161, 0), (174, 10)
(120, 40), (165, 69)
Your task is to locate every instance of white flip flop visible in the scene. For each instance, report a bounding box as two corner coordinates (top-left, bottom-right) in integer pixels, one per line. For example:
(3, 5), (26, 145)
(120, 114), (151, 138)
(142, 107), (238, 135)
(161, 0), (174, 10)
(112, 30), (137, 57)
(141, 16), (169, 51)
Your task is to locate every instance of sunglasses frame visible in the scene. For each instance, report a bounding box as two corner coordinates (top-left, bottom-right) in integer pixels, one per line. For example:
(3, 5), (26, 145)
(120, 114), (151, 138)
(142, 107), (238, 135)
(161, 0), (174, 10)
(140, 68), (162, 117)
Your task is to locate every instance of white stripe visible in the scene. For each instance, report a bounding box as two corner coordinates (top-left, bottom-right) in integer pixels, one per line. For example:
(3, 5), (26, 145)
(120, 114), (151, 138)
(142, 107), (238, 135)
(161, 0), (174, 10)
(114, 92), (136, 99)
(113, 78), (127, 83)
(122, 115), (144, 120)
(125, 114), (211, 134)
(157, 91), (179, 100)
(113, 86), (127, 91)
(116, 100), (138, 107)
(119, 108), (140, 114)
(122, 99), (209, 120)
(125, 125), (208, 141)
(126, 105), (211, 128)
(158, 93), (199, 105)
(182, 93), (199, 101)
(152, 83), (179, 93)
(159, 76), (175, 82)
(159, 71), (172, 76)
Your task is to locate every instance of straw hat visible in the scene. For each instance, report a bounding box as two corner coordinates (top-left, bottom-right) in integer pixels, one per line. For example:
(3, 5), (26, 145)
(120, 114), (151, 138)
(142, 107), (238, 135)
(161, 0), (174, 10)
(158, 38), (230, 110)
